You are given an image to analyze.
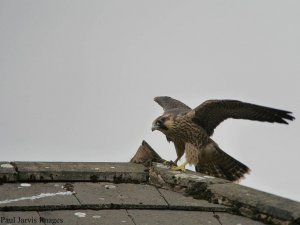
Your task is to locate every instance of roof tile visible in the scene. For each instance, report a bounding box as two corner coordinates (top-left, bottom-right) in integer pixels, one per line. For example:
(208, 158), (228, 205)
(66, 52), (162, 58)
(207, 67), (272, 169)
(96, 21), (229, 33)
(13, 162), (148, 183)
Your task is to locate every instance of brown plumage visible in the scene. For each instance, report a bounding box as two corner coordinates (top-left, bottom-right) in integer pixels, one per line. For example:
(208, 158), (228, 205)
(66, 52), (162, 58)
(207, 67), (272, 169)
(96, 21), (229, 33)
(152, 96), (295, 182)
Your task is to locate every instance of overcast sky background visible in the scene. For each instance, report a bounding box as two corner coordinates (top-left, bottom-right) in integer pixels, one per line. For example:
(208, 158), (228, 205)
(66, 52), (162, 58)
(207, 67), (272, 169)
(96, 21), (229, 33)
(1, 1), (299, 201)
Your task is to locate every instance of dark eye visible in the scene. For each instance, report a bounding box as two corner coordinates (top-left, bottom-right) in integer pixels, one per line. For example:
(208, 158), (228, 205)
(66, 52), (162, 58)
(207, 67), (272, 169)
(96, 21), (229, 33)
(156, 121), (161, 126)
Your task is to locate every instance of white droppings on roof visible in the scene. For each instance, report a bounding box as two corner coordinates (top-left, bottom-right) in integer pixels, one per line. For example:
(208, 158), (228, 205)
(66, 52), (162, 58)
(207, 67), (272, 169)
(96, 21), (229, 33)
(156, 164), (169, 169)
(94, 168), (100, 170)
(110, 166), (115, 169)
(170, 170), (181, 174)
(20, 183), (31, 187)
(99, 197), (105, 200)
(217, 198), (223, 204)
(203, 175), (214, 179)
(104, 184), (116, 189)
(174, 173), (205, 181)
(0, 163), (14, 168)
(45, 167), (50, 169)
(121, 220), (127, 223)
(54, 184), (60, 187)
(92, 215), (101, 219)
(0, 191), (73, 204)
(74, 212), (86, 218)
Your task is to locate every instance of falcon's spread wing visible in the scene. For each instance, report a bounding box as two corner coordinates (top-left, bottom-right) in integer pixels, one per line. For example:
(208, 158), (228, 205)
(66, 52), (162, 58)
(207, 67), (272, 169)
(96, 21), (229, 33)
(154, 96), (191, 113)
(191, 100), (295, 136)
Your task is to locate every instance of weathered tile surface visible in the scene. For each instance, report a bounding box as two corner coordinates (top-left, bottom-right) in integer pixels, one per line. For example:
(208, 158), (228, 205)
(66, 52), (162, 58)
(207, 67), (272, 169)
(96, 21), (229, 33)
(158, 188), (227, 211)
(209, 183), (300, 222)
(151, 163), (229, 188)
(129, 210), (267, 225)
(151, 162), (300, 224)
(74, 182), (168, 209)
(0, 162), (17, 182)
(14, 162), (148, 183)
(0, 161), (299, 225)
(215, 212), (267, 225)
(39, 210), (134, 225)
(128, 210), (220, 225)
(0, 183), (79, 210)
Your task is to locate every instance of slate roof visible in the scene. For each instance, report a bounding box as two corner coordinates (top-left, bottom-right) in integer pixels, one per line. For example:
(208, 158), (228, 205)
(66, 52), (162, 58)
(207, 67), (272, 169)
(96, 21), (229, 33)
(1, 160), (300, 225)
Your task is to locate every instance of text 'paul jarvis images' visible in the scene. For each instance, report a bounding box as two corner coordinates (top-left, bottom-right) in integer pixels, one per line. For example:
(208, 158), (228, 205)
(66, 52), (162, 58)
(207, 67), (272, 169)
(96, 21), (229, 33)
(1, 216), (63, 224)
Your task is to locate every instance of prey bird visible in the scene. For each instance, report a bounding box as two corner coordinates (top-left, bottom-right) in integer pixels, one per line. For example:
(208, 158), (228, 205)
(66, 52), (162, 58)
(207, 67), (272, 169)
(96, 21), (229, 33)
(151, 96), (295, 181)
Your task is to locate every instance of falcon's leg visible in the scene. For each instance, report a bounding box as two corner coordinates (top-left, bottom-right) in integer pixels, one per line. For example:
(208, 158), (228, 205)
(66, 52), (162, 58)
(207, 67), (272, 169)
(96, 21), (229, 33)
(173, 156), (181, 165)
(163, 160), (176, 166)
(171, 161), (188, 172)
(162, 155), (182, 166)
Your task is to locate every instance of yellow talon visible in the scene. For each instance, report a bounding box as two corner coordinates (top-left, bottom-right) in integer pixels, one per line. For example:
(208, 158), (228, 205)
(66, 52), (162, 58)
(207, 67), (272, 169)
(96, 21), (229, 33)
(163, 160), (169, 165)
(171, 162), (188, 172)
(163, 160), (176, 166)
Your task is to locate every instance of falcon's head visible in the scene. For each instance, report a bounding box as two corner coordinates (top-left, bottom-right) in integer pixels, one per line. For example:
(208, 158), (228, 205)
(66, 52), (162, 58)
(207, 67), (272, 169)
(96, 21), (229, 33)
(151, 114), (174, 133)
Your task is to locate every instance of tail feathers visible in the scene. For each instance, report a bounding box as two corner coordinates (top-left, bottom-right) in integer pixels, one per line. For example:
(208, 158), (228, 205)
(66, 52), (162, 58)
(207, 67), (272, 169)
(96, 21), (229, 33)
(195, 147), (250, 182)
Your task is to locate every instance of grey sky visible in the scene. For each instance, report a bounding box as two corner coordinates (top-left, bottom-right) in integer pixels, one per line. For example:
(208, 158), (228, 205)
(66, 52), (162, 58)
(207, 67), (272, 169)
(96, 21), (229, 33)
(0, 1), (299, 201)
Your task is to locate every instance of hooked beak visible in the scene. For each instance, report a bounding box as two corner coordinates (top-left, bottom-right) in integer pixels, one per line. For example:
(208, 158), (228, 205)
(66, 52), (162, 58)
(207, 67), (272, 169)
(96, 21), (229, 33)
(151, 124), (159, 131)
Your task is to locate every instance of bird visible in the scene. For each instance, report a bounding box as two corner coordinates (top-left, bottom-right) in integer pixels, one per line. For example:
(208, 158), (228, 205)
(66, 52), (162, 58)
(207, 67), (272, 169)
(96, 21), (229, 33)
(151, 96), (295, 181)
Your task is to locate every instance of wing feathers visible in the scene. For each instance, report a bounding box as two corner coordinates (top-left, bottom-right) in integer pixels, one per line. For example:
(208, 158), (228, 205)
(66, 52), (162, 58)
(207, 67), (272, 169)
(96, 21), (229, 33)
(193, 100), (295, 135)
(154, 96), (191, 112)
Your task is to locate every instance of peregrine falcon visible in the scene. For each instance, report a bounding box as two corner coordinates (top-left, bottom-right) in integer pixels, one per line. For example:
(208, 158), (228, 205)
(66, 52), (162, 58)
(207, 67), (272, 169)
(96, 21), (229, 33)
(151, 96), (295, 181)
